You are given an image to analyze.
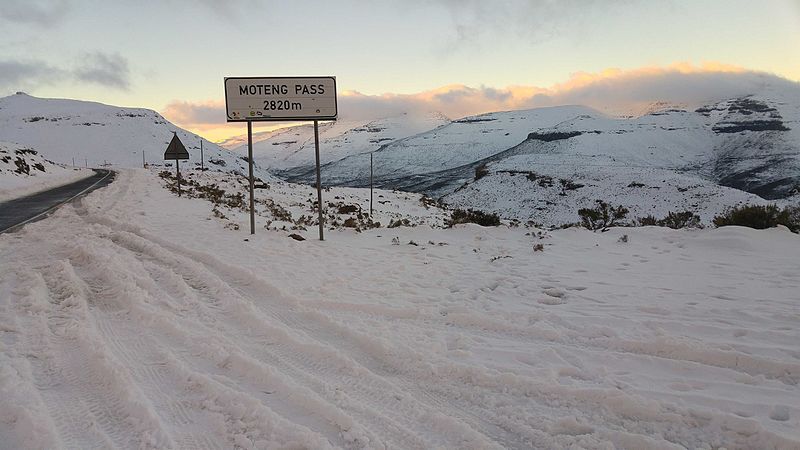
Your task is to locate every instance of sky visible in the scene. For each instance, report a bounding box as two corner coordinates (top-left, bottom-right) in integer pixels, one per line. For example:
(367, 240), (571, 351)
(1, 0), (799, 143)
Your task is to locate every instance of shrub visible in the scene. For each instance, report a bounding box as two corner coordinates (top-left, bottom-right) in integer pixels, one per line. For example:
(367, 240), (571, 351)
(338, 204), (359, 214)
(13, 157), (30, 175)
(419, 195), (438, 209)
(659, 211), (701, 229)
(559, 179), (584, 191)
(388, 218), (411, 228)
(713, 204), (799, 233)
(578, 200), (628, 231)
(638, 215), (658, 226)
(638, 211), (701, 229)
(474, 163), (489, 181)
(447, 209), (501, 227)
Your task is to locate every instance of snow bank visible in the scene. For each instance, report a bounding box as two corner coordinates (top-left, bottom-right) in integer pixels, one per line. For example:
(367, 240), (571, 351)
(0, 141), (92, 202)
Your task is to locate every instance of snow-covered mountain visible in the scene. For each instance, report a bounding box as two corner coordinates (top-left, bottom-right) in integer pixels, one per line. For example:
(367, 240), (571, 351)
(272, 85), (800, 225)
(235, 111), (450, 172)
(0, 93), (267, 179)
(439, 93), (800, 225)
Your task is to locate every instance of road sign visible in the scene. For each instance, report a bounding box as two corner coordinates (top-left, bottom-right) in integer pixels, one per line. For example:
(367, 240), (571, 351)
(224, 76), (337, 122)
(164, 133), (189, 160)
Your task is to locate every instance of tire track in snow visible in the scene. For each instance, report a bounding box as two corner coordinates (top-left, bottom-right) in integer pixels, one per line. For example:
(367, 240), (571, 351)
(310, 291), (800, 387)
(101, 226), (494, 449)
(14, 260), (171, 449)
(91, 315), (220, 450)
(99, 224), (800, 450)
(61, 231), (337, 449)
(94, 224), (699, 449)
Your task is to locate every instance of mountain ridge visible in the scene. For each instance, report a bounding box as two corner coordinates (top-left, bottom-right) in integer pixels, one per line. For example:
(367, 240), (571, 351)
(0, 92), (272, 180)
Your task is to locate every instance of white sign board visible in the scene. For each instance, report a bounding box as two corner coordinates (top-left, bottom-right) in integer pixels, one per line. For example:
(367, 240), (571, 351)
(224, 76), (337, 122)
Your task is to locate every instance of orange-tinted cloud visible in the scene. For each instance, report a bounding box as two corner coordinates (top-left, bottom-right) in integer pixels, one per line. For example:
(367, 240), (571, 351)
(161, 63), (799, 145)
(337, 62), (777, 119)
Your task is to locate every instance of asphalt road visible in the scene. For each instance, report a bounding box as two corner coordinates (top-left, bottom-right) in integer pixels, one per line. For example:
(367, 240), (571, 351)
(0, 169), (115, 233)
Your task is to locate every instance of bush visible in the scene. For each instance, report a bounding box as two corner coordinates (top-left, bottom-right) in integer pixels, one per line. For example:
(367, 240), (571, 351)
(448, 209), (501, 227)
(638, 215), (658, 226)
(659, 211), (701, 229)
(13, 157), (30, 175)
(713, 204), (799, 233)
(638, 211), (701, 229)
(388, 218), (411, 228)
(559, 179), (584, 191)
(578, 200), (628, 231)
(474, 163), (489, 181)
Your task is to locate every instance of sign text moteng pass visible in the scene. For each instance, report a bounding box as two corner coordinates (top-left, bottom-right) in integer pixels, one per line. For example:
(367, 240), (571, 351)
(224, 77), (337, 122)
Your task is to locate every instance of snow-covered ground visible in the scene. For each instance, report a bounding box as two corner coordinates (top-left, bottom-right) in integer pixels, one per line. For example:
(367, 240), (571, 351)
(0, 141), (92, 202)
(1, 169), (798, 449)
(442, 156), (775, 227)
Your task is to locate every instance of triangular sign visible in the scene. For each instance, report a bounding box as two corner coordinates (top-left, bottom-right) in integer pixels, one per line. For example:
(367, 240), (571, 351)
(164, 133), (189, 160)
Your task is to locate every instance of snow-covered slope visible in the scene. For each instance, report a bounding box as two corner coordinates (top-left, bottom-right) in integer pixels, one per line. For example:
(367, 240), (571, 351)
(237, 112), (450, 172)
(271, 85), (800, 225)
(296, 94), (798, 196)
(442, 159), (772, 227)
(439, 92), (800, 224)
(0, 141), (92, 201)
(284, 106), (596, 188)
(0, 93), (270, 180)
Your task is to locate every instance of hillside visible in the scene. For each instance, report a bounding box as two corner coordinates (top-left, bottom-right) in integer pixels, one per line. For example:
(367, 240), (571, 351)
(271, 86), (800, 226)
(0, 93), (270, 180)
(236, 112), (451, 172)
(0, 141), (92, 201)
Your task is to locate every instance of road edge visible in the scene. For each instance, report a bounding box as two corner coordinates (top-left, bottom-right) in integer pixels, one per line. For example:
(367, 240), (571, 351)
(0, 169), (114, 234)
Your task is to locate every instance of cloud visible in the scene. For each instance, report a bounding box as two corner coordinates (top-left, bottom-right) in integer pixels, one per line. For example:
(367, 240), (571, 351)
(0, 0), (70, 26)
(162, 100), (226, 125)
(161, 100), (252, 144)
(163, 0), (260, 24)
(0, 60), (66, 89)
(74, 52), (130, 90)
(529, 63), (793, 113)
(424, 0), (620, 50)
(0, 52), (132, 93)
(161, 63), (800, 144)
(339, 63), (799, 119)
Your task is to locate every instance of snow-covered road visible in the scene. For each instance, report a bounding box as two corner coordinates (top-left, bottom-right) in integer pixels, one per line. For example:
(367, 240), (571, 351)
(1, 169), (798, 449)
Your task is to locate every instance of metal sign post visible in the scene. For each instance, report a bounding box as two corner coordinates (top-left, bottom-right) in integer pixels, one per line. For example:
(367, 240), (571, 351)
(224, 76), (337, 239)
(247, 122), (255, 235)
(314, 121), (324, 240)
(370, 152), (374, 217)
(176, 158), (181, 197)
(163, 132), (190, 197)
